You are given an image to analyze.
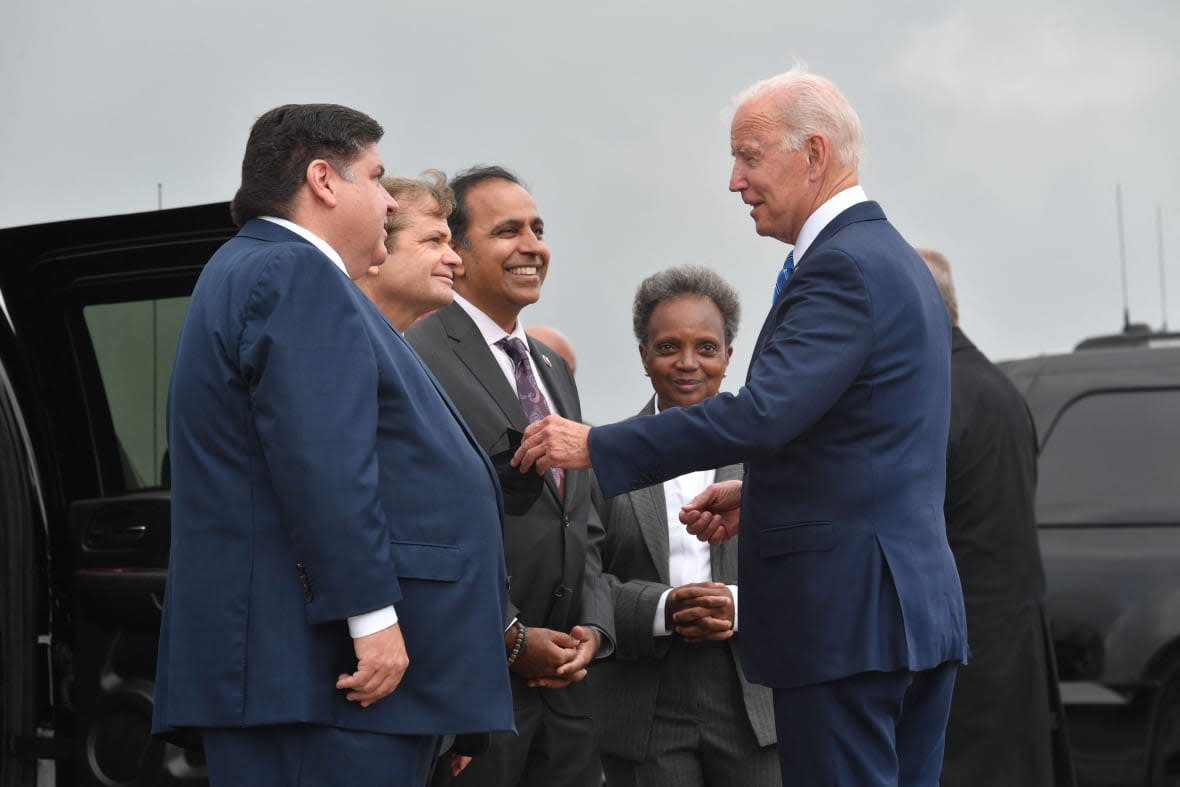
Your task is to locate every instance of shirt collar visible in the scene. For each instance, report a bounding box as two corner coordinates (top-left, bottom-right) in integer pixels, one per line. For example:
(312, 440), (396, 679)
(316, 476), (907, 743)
(452, 292), (531, 348)
(259, 216), (349, 277)
(791, 185), (868, 265)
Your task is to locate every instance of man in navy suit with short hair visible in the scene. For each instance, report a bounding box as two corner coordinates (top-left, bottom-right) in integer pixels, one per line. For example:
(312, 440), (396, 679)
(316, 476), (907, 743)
(153, 104), (514, 786)
(515, 69), (968, 786)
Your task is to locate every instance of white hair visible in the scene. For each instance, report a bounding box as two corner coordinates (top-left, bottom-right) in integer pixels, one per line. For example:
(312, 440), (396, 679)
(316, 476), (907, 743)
(732, 66), (866, 170)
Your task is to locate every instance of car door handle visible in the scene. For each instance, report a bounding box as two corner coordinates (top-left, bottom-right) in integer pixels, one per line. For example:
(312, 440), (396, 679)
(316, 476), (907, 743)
(85, 522), (148, 549)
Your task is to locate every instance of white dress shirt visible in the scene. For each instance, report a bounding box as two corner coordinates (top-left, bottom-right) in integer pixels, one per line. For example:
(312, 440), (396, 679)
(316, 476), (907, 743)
(790, 185), (868, 266)
(651, 401), (740, 637)
(260, 216), (398, 638)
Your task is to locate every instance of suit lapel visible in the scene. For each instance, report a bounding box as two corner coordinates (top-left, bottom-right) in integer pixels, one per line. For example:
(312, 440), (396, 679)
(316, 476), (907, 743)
(528, 337), (579, 503)
(634, 483), (671, 585)
(625, 399), (673, 583)
(437, 304), (530, 432)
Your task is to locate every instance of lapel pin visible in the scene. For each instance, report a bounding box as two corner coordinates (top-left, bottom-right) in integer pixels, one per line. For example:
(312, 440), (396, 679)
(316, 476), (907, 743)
(541, 354), (552, 368)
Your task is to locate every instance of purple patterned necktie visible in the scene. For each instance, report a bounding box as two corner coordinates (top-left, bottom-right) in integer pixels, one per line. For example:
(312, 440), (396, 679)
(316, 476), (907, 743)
(497, 337), (564, 495)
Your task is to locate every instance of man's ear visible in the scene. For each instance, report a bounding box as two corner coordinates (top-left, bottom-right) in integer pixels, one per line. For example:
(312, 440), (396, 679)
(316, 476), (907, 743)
(806, 134), (829, 178)
(305, 159), (338, 208)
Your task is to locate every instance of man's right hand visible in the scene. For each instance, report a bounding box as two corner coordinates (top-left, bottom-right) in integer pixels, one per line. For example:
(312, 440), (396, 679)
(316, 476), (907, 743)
(507, 626), (582, 685)
(336, 623), (409, 708)
(680, 479), (743, 545)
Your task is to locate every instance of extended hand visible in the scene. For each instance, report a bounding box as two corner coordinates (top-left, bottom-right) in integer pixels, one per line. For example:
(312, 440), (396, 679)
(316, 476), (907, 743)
(336, 623), (409, 707)
(680, 479), (743, 545)
(667, 582), (735, 643)
(512, 415), (592, 473)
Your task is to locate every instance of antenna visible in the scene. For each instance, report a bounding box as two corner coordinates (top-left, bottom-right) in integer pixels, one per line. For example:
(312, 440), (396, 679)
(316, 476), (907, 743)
(1116, 184), (1130, 331)
(157, 182), (163, 211)
(1159, 204), (1168, 332)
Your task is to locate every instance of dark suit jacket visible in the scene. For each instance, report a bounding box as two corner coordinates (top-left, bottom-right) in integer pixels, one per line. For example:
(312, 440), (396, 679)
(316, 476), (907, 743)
(153, 219), (513, 738)
(941, 327), (1068, 787)
(589, 202), (968, 689)
(406, 302), (614, 716)
(591, 399), (775, 760)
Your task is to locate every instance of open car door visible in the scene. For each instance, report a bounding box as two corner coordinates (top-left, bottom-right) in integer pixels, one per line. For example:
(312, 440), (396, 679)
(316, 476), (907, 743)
(0, 203), (234, 786)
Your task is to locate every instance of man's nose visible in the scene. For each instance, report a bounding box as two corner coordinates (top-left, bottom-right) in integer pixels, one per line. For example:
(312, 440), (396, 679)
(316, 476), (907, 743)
(728, 167), (745, 193)
(385, 193), (399, 215)
(519, 231), (546, 256)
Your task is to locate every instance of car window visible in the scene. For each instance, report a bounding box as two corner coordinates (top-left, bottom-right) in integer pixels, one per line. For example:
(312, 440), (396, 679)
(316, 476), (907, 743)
(82, 296), (188, 489)
(1037, 389), (1180, 525)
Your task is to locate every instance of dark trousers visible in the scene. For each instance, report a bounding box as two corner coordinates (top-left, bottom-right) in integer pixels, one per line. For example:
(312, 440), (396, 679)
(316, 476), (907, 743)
(600, 640), (779, 787)
(202, 724), (440, 787)
(772, 662), (958, 787)
(432, 685), (600, 787)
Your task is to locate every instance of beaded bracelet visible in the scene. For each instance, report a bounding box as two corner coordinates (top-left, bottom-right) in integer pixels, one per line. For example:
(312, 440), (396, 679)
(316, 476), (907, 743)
(507, 622), (528, 666)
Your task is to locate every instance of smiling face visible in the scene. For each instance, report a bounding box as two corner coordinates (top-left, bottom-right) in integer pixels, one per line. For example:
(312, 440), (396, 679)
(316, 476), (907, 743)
(380, 194), (461, 329)
(452, 178), (549, 331)
(728, 94), (814, 245)
(640, 294), (733, 411)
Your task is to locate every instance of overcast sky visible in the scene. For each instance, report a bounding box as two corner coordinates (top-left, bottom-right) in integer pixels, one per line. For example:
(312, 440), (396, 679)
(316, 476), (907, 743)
(2, 0), (1177, 423)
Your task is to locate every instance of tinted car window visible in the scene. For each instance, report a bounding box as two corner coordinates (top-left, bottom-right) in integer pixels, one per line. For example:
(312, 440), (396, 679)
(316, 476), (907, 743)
(1038, 389), (1180, 525)
(83, 296), (188, 489)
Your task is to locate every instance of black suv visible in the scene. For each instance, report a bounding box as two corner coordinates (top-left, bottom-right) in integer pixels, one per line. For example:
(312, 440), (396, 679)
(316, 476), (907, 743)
(1, 203), (234, 786)
(1003, 333), (1180, 787)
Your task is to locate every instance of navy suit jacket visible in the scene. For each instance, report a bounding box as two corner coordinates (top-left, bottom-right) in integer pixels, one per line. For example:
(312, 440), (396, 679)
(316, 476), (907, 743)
(590, 202), (968, 689)
(153, 219), (514, 738)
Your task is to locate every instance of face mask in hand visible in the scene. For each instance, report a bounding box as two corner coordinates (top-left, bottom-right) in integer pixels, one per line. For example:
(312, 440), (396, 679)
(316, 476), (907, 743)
(487, 428), (546, 515)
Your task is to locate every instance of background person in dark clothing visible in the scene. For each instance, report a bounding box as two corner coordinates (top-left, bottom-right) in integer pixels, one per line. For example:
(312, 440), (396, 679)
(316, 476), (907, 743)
(918, 248), (1075, 787)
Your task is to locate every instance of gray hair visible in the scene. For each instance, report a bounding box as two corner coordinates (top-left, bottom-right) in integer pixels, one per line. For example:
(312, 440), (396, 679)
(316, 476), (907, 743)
(633, 265), (741, 346)
(916, 247), (960, 326)
(732, 66), (866, 170)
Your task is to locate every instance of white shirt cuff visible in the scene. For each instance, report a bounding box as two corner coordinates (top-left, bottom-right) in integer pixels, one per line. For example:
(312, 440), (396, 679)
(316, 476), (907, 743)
(653, 588), (673, 637)
(347, 605), (398, 638)
(728, 584), (739, 632)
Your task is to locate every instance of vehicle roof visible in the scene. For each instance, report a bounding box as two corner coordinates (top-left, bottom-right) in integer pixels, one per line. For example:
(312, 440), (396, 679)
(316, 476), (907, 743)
(1000, 345), (1180, 446)
(0, 202), (232, 285)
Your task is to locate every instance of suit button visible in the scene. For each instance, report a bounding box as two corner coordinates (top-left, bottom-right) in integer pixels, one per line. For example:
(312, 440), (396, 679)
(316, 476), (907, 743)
(562, 517), (570, 529)
(553, 587), (566, 598)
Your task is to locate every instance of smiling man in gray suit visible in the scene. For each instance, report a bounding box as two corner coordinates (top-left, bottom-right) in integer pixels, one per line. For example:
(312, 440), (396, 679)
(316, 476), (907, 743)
(407, 165), (613, 787)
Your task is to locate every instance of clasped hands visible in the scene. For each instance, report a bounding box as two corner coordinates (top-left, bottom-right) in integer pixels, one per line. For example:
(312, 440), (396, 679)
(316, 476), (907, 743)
(513, 415), (744, 545)
(509, 624), (600, 689)
(667, 581), (736, 642)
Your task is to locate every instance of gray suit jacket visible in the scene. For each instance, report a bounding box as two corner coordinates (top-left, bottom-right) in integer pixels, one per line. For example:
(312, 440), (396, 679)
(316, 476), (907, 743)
(590, 399), (775, 760)
(406, 302), (614, 717)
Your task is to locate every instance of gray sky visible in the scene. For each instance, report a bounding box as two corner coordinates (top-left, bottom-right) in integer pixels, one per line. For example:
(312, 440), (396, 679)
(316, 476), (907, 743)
(2, 0), (1177, 423)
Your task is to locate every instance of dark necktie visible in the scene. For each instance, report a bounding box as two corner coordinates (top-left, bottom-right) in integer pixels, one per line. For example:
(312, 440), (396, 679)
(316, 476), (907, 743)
(773, 251), (795, 303)
(496, 336), (564, 495)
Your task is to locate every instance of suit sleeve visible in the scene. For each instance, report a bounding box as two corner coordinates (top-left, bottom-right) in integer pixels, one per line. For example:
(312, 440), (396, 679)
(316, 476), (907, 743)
(579, 476), (616, 652)
(238, 248), (399, 624)
(590, 248), (873, 498)
(592, 481), (671, 662)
